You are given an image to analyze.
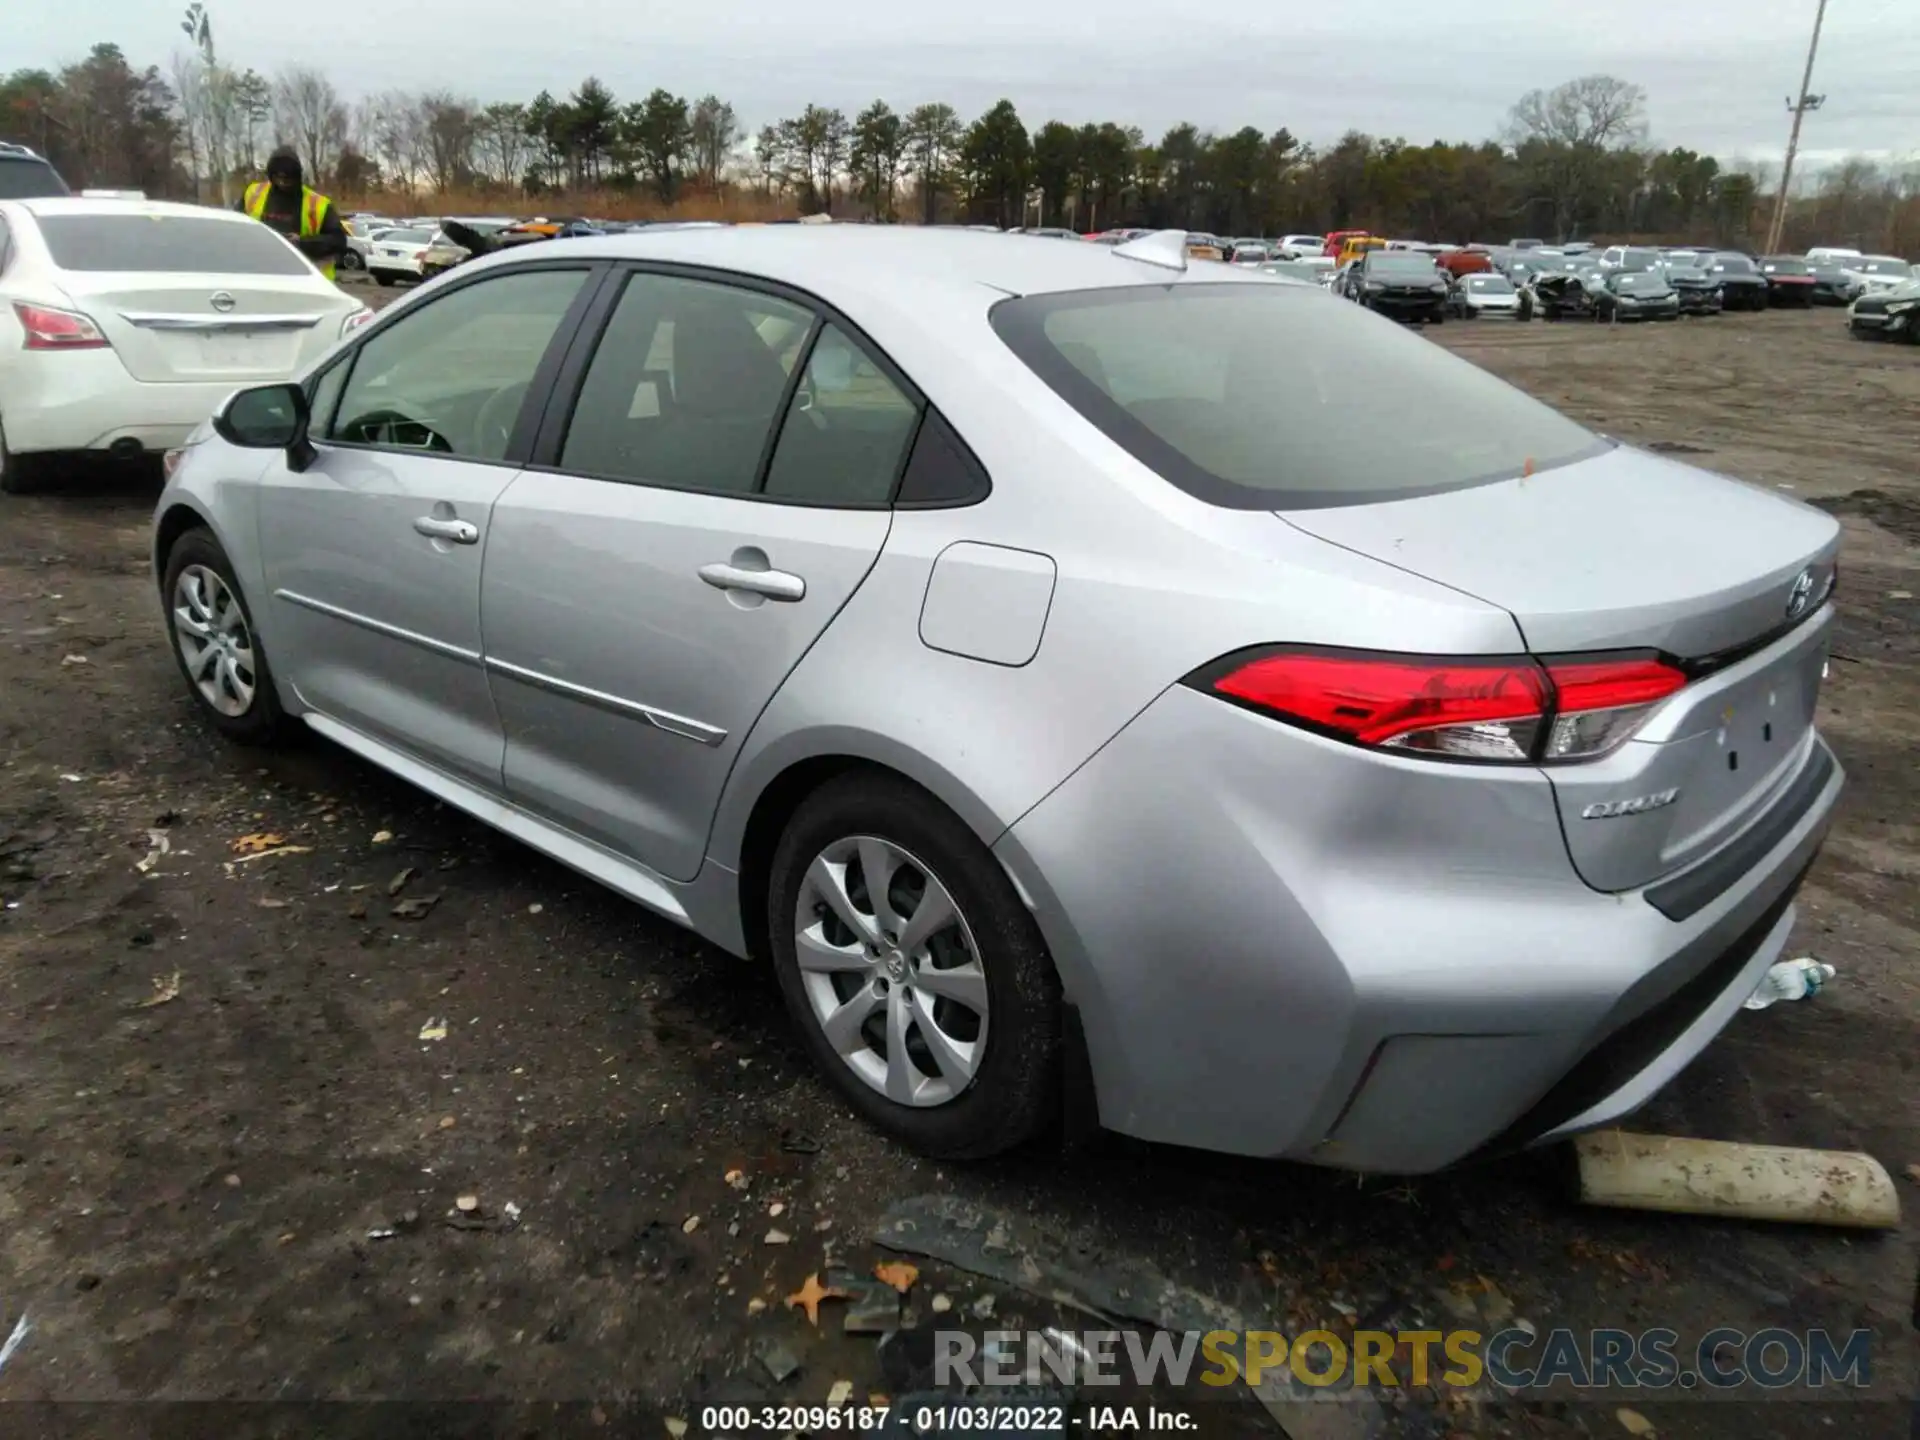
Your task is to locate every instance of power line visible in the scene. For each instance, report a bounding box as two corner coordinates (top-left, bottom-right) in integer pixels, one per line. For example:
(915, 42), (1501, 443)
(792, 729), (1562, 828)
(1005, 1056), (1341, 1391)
(1762, 0), (1830, 255)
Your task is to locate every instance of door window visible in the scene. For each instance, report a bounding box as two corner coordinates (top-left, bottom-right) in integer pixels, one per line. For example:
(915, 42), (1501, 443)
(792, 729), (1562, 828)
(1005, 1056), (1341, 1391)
(761, 324), (921, 505)
(326, 267), (588, 461)
(559, 273), (812, 494)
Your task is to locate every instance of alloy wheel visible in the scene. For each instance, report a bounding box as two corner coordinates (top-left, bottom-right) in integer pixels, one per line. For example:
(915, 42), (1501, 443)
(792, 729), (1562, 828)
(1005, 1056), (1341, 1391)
(172, 564), (257, 717)
(793, 835), (989, 1107)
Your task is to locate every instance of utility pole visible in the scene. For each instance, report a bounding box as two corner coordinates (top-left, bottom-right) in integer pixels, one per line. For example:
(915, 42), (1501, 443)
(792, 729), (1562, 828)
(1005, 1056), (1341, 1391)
(1763, 0), (1829, 255)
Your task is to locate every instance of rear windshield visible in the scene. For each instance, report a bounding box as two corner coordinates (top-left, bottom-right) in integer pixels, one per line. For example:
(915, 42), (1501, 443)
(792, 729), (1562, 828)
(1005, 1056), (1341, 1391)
(36, 214), (309, 274)
(1613, 273), (1667, 293)
(1764, 258), (1810, 275)
(991, 283), (1603, 510)
(1369, 255), (1439, 276)
(1859, 259), (1911, 276)
(0, 156), (69, 200)
(381, 228), (433, 244)
(1712, 256), (1756, 274)
(1466, 275), (1514, 292)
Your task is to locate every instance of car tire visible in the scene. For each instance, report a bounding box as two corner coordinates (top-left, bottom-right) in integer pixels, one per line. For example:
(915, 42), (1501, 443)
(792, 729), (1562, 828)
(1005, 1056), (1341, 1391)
(0, 419), (48, 496)
(374, 273), (396, 287)
(161, 527), (293, 747)
(340, 250), (364, 272)
(767, 771), (1061, 1160)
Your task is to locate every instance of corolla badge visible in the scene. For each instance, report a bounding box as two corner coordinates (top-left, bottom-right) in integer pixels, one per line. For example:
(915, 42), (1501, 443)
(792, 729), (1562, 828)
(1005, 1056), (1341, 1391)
(209, 291), (236, 313)
(1785, 568), (1815, 620)
(1582, 788), (1680, 820)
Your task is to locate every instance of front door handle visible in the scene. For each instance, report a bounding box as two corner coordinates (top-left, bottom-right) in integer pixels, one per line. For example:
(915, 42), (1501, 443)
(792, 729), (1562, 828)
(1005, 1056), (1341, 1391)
(413, 516), (479, 545)
(698, 562), (806, 602)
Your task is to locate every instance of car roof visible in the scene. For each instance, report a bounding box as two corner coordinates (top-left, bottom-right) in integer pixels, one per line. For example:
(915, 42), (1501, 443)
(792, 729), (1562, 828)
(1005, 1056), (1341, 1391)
(463, 226), (1277, 305)
(8, 196), (248, 222)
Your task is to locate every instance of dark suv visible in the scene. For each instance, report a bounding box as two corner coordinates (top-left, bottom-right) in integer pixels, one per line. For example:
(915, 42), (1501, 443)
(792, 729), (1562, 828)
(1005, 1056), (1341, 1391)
(1338, 250), (1451, 323)
(0, 142), (70, 199)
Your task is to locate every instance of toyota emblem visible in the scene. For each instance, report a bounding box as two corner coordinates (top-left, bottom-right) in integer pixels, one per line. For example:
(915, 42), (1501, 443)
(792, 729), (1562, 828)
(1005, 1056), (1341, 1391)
(1784, 568), (1815, 620)
(209, 291), (236, 313)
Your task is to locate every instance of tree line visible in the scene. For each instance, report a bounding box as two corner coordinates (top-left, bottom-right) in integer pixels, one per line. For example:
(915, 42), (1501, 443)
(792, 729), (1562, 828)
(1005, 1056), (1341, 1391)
(3, 31), (1917, 254)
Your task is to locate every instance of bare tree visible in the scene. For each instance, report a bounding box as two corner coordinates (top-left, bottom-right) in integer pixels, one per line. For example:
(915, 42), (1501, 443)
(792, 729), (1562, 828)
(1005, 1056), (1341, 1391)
(1505, 75), (1648, 150)
(478, 101), (529, 189)
(417, 92), (477, 191)
(688, 95), (738, 189)
(272, 64), (349, 187)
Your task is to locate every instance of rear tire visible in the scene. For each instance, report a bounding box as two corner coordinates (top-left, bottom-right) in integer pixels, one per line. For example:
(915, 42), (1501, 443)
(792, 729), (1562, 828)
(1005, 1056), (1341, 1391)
(339, 249), (365, 272)
(374, 273), (396, 287)
(162, 527), (294, 746)
(767, 772), (1061, 1160)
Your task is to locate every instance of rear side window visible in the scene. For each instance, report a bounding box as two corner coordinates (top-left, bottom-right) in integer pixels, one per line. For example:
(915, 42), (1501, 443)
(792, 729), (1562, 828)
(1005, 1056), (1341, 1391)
(761, 325), (920, 506)
(559, 273), (812, 495)
(0, 157), (68, 200)
(35, 214), (310, 274)
(991, 283), (1602, 510)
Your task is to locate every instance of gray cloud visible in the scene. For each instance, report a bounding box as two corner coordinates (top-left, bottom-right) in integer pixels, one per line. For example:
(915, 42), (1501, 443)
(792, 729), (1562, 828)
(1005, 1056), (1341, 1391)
(15, 0), (1919, 158)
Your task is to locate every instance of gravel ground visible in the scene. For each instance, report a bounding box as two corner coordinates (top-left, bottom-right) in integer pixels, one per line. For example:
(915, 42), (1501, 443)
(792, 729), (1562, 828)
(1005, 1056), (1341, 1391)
(0, 296), (1916, 1439)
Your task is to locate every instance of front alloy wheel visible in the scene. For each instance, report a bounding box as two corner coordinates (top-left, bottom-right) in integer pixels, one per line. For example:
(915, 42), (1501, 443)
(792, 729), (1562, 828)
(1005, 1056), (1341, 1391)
(173, 564), (257, 716)
(794, 836), (989, 1107)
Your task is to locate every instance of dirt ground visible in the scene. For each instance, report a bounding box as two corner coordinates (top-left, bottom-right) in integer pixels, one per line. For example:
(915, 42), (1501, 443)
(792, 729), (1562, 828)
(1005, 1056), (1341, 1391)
(1, 299), (1916, 1440)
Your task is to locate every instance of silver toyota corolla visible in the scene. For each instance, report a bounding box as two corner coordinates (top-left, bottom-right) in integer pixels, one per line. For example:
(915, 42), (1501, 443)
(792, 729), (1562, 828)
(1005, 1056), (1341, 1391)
(152, 227), (1844, 1170)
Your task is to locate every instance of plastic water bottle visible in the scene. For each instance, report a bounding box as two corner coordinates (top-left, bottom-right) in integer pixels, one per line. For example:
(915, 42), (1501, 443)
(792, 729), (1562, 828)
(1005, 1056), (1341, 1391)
(1743, 958), (1837, 1010)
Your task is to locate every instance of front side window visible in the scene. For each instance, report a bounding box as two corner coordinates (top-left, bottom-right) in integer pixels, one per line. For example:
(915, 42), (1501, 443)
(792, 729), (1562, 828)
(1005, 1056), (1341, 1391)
(326, 267), (587, 461)
(991, 283), (1603, 510)
(559, 272), (812, 495)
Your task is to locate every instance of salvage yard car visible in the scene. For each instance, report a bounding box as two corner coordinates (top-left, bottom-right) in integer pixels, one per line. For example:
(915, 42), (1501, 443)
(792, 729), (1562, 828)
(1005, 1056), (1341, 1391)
(1758, 257), (1818, 308)
(1662, 259), (1725, 316)
(364, 225), (437, 286)
(1446, 271), (1522, 319)
(0, 196), (365, 493)
(1701, 253), (1770, 311)
(151, 226), (1845, 1171)
(1595, 270), (1681, 322)
(1337, 249), (1449, 323)
(1847, 277), (1920, 344)
(1808, 261), (1865, 306)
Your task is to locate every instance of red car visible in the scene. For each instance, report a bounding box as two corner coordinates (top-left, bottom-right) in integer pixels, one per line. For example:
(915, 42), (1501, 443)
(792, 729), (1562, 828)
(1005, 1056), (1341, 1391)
(1323, 228), (1372, 258)
(1759, 257), (1819, 308)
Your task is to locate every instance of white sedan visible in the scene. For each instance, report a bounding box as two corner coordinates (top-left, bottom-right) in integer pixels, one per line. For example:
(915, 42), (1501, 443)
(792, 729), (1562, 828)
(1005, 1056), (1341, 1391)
(364, 226), (439, 286)
(0, 197), (366, 493)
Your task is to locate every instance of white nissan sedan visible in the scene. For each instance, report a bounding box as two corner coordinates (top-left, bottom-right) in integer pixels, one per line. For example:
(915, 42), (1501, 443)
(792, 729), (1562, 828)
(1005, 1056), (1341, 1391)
(0, 197), (367, 493)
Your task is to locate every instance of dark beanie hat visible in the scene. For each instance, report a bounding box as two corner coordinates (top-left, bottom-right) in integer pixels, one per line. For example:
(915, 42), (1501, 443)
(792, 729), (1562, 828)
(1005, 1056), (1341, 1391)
(266, 146), (303, 183)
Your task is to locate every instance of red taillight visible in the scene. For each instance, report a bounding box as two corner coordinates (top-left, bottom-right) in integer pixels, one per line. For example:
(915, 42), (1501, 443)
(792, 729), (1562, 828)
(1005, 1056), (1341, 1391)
(15, 301), (110, 351)
(1193, 648), (1688, 764)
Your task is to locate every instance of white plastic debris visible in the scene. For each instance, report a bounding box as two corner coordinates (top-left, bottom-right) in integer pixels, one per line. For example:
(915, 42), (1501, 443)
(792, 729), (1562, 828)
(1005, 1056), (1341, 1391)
(0, 1309), (29, 1377)
(1575, 1131), (1901, 1229)
(1744, 958), (1836, 1010)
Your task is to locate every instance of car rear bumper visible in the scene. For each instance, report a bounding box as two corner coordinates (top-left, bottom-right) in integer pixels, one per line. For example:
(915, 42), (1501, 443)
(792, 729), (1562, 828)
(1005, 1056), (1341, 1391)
(368, 256), (425, 275)
(2, 352), (246, 455)
(996, 686), (1843, 1172)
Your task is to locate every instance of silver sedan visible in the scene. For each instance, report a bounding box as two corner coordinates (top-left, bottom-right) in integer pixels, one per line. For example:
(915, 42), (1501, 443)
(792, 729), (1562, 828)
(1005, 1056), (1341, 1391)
(153, 227), (1843, 1169)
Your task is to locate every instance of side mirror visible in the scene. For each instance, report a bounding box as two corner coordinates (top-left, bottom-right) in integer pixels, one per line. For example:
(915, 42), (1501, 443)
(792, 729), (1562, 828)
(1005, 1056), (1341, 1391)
(214, 383), (308, 450)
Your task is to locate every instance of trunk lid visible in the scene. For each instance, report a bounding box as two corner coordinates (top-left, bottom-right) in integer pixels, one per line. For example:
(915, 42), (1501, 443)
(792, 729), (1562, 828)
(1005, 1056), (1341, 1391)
(1280, 444), (1841, 891)
(58, 273), (346, 384)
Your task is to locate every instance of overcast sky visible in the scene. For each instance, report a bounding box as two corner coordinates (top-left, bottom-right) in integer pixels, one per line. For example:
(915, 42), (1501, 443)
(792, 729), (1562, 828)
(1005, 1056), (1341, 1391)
(19, 0), (1920, 162)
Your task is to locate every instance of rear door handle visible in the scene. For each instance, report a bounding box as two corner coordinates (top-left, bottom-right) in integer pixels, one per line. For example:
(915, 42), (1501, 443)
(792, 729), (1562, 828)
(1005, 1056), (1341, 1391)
(698, 562), (806, 602)
(413, 516), (479, 544)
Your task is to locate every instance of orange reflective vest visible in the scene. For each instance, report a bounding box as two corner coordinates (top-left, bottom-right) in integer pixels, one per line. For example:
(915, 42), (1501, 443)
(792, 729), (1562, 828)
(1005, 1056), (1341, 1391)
(244, 181), (335, 280)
